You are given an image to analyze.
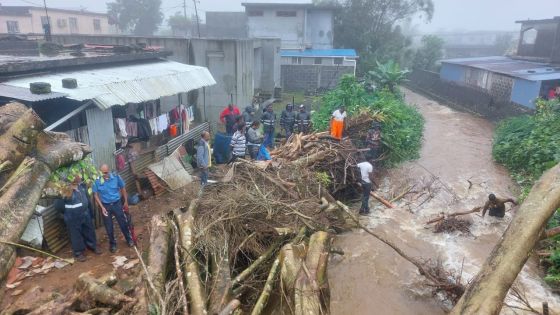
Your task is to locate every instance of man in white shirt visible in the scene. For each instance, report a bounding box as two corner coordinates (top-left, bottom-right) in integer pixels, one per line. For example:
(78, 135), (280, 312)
(357, 159), (374, 215)
(330, 106), (347, 140)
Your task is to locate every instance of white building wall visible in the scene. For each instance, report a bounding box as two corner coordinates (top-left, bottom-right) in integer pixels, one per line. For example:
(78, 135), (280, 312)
(305, 9), (333, 49)
(247, 7), (306, 49)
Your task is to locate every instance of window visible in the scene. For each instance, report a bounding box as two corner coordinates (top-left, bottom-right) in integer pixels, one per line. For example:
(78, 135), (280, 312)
(69, 17), (78, 33)
(6, 21), (19, 34)
(93, 19), (101, 31)
(247, 10), (264, 17)
(57, 18), (67, 28)
(292, 57), (302, 64)
(522, 28), (537, 45)
(40, 16), (51, 26)
(314, 57), (322, 65)
(276, 11), (297, 17)
(334, 58), (343, 65)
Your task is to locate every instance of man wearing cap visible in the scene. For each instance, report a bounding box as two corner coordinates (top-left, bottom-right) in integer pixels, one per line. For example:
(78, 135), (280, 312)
(296, 104), (311, 134)
(243, 106), (256, 130)
(280, 103), (296, 139)
(261, 104), (276, 148)
(93, 164), (134, 253)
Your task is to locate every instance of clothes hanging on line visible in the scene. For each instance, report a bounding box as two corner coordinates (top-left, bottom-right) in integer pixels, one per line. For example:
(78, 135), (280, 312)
(126, 122), (138, 137)
(157, 114), (169, 133)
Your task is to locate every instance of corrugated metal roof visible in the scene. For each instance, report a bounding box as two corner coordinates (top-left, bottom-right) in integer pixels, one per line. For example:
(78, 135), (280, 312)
(281, 49), (358, 58)
(0, 84), (67, 101)
(2, 60), (217, 109)
(441, 56), (560, 81)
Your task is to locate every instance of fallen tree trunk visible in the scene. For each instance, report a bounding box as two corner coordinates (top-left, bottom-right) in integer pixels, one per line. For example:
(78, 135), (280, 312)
(0, 131), (89, 280)
(176, 199), (208, 315)
(295, 231), (330, 315)
(209, 246), (233, 315)
(146, 215), (170, 298)
(451, 163), (560, 315)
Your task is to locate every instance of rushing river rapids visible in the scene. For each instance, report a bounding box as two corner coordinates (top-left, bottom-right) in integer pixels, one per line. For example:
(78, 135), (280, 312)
(329, 88), (560, 315)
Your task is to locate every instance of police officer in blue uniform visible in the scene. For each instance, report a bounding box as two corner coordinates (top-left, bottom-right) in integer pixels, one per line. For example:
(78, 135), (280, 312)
(93, 164), (134, 253)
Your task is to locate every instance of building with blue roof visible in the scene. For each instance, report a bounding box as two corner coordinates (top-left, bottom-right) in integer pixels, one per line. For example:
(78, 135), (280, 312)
(439, 17), (560, 109)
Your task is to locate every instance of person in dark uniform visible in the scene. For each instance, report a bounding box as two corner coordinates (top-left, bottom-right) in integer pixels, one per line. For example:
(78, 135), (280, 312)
(280, 103), (296, 139)
(482, 193), (518, 218)
(63, 175), (101, 262)
(296, 104), (311, 134)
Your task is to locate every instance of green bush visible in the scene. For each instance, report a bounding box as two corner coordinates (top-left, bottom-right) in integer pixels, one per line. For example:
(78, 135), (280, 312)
(311, 75), (424, 166)
(492, 98), (560, 285)
(493, 99), (560, 181)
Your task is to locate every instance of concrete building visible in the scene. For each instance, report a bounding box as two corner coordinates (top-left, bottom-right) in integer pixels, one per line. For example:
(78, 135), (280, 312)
(43, 34), (281, 127)
(436, 17), (560, 109)
(516, 16), (560, 63)
(242, 0), (333, 50)
(240, 0), (357, 91)
(0, 6), (118, 35)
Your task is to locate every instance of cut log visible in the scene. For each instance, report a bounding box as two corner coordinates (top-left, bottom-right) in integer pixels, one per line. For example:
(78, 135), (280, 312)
(146, 215), (170, 296)
(176, 199), (208, 315)
(0, 102), (28, 134)
(75, 273), (135, 306)
(0, 106), (45, 169)
(295, 231), (330, 315)
(250, 256), (281, 315)
(451, 164), (560, 315)
(371, 192), (395, 209)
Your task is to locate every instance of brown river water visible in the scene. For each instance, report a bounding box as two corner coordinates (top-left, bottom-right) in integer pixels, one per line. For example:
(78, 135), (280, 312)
(329, 88), (559, 314)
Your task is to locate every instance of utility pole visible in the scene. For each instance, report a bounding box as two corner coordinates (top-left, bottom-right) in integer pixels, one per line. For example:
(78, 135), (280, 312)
(42, 0), (52, 41)
(192, 0), (201, 38)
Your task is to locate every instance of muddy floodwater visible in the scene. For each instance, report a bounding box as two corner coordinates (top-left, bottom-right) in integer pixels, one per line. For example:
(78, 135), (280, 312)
(329, 88), (560, 314)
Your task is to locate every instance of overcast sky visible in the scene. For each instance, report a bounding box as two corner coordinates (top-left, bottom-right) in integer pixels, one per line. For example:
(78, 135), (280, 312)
(0, 0), (556, 32)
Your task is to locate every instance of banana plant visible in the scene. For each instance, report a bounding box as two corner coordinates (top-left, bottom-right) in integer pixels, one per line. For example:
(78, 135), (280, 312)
(367, 60), (410, 93)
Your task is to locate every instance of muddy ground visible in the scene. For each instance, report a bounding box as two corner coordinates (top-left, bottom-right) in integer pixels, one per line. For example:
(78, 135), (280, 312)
(0, 186), (197, 311)
(329, 88), (559, 314)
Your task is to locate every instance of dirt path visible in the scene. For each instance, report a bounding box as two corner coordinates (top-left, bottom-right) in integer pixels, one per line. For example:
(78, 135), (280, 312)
(329, 88), (559, 314)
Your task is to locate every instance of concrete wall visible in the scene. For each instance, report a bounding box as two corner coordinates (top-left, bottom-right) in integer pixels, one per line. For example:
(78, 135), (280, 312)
(205, 12), (247, 39)
(281, 64), (354, 92)
(247, 7), (305, 49)
(281, 56), (355, 66)
(0, 8), (115, 35)
(47, 34), (281, 129)
(408, 69), (532, 121)
(305, 9), (333, 49)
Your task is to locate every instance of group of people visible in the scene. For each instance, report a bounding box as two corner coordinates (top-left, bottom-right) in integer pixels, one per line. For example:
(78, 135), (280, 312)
(61, 164), (135, 262)
(217, 102), (313, 162)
